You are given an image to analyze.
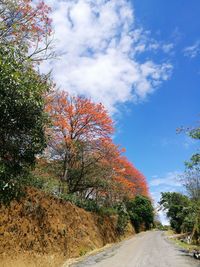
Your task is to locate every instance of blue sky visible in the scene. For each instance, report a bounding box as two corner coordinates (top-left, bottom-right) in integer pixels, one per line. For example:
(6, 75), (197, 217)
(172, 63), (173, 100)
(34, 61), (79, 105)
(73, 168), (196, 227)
(115, 0), (200, 222)
(41, 0), (200, 223)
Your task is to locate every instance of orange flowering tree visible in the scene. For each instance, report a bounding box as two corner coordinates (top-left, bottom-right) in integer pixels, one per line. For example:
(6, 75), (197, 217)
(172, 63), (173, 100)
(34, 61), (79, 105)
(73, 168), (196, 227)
(46, 90), (114, 193)
(46, 90), (149, 202)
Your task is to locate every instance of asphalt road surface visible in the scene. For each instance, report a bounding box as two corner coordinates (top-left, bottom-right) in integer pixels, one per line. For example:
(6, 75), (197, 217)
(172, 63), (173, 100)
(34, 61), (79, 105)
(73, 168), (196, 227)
(70, 231), (200, 267)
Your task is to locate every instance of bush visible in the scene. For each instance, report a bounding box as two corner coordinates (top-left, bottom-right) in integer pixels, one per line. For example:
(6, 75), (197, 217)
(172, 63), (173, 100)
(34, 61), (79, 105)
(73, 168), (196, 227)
(0, 176), (24, 205)
(98, 207), (118, 216)
(62, 194), (100, 212)
(62, 194), (119, 216)
(115, 203), (129, 235)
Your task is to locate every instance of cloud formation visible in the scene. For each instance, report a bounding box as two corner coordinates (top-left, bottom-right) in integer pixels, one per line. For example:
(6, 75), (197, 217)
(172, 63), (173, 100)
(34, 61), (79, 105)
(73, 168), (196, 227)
(183, 41), (200, 58)
(150, 171), (181, 187)
(41, 0), (172, 113)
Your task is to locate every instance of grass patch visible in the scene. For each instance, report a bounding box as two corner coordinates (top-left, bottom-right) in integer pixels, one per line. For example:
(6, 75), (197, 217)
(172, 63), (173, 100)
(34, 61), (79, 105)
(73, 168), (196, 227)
(79, 247), (90, 257)
(165, 229), (175, 236)
(172, 239), (200, 251)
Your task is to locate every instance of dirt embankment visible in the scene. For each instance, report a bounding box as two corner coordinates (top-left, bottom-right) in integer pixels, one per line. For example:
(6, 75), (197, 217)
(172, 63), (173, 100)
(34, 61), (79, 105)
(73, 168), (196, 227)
(0, 188), (134, 267)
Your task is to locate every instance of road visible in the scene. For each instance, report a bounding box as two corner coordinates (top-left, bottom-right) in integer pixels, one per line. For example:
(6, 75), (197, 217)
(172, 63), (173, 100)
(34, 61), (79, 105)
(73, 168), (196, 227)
(69, 231), (200, 267)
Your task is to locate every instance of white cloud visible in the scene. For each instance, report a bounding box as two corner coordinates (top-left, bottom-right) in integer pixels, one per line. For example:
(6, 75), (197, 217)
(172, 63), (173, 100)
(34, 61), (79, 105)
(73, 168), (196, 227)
(157, 210), (169, 226)
(183, 41), (200, 58)
(150, 171), (182, 187)
(151, 191), (170, 225)
(162, 43), (174, 53)
(41, 0), (172, 113)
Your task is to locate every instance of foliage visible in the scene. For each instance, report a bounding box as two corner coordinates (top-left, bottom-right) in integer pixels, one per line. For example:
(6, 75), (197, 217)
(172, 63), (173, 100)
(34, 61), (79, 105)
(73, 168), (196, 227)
(188, 126), (200, 140)
(60, 193), (154, 235)
(186, 154), (200, 169)
(46, 90), (114, 194)
(126, 195), (154, 233)
(0, 0), (53, 61)
(161, 124), (200, 244)
(31, 158), (63, 195)
(62, 193), (100, 213)
(62, 193), (117, 216)
(179, 123), (200, 242)
(181, 167), (200, 201)
(181, 200), (200, 233)
(26, 174), (46, 190)
(0, 45), (50, 204)
(181, 124), (200, 205)
(159, 192), (190, 233)
(0, 168), (26, 205)
(156, 224), (170, 231)
(45, 90), (149, 206)
(112, 156), (149, 197)
(178, 124), (200, 168)
(116, 203), (129, 235)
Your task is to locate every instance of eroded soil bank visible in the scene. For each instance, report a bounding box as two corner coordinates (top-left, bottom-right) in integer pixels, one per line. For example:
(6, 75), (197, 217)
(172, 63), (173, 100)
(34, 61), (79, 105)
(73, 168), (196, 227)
(0, 188), (134, 267)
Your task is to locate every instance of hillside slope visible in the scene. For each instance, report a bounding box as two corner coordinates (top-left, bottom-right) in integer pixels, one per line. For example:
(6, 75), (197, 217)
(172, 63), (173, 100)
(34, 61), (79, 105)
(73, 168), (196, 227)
(0, 188), (134, 267)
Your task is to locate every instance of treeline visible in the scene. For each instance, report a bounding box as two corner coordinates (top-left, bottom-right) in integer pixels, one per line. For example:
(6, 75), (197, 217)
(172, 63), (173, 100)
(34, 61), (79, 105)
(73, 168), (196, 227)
(0, 0), (154, 234)
(159, 126), (200, 244)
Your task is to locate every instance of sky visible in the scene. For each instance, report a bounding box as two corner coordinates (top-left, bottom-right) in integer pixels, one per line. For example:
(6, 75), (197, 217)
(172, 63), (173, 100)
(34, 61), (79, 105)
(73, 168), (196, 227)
(40, 0), (200, 224)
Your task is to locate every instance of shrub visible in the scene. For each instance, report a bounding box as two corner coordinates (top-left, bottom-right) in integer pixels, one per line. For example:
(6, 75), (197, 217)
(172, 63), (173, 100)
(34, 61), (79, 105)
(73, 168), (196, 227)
(62, 194), (100, 212)
(115, 203), (129, 235)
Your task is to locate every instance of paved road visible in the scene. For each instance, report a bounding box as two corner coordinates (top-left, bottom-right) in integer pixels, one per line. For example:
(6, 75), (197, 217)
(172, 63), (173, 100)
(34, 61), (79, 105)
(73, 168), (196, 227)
(70, 231), (200, 267)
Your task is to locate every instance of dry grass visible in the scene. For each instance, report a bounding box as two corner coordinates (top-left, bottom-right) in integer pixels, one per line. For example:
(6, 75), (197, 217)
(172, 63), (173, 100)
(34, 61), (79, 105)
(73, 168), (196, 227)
(0, 253), (65, 267)
(0, 188), (134, 267)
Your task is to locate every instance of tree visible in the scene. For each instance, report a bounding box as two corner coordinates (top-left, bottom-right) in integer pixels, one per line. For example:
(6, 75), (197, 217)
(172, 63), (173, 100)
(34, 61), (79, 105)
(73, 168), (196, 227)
(46, 91), (114, 193)
(0, 0), (53, 62)
(46, 90), (149, 204)
(182, 125), (200, 200)
(126, 195), (154, 233)
(159, 192), (190, 233)
(168, 122), (200, 242)
(181, 167), (200, 201)
(181, 200), (200, 241)
(181, 166), (200, 243)
(0, 45), (51, 203)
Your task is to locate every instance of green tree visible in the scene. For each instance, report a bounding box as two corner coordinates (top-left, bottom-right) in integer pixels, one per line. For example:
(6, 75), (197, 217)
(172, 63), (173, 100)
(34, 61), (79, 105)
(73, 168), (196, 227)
(180, 123), (200, 243)
(126, 195), (154, 233)
(0, 45), (50, 203)
(159, 192), (190, 233)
